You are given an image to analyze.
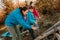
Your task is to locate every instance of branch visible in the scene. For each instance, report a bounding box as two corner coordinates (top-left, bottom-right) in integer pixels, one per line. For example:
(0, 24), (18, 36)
(44, 21), (60, 33)
(34, 26), (60, 40)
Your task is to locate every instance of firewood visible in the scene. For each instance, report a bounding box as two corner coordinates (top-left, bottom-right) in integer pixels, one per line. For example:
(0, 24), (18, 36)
(44, 21), (60, 33)
(34, 26), (60, 40)
(55, 33), (60, 40)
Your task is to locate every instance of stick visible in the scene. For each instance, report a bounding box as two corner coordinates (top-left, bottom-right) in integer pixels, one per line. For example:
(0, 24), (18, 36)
(34, 26), (60, 40)
(55, 33), (60, 40)
(44, 21), (60, 33)
(0, 27), (6, 31)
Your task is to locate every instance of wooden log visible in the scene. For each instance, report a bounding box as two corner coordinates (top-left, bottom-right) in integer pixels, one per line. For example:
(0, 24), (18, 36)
(34, 26), (60, 40)
(22, 30), (29, 34)
(55, 33), (60, 40)
(44, 21), (60, 33)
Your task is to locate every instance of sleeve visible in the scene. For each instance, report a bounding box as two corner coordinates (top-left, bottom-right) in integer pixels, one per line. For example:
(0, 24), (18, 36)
(15, 13), (32, 29)
(33, 8), (40, 18)
(28, 11), (36, 24)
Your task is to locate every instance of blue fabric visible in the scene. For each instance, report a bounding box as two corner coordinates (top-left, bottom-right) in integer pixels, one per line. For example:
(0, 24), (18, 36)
(5, 8), (35, 29)
(28, 11), (36, 24)
(28, 11), (38, 28)
(1, 32), (22, 37)
(1, 32), (12, 37)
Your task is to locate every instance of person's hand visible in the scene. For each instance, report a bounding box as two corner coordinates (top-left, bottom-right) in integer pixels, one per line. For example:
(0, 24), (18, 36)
(32, 25), (37, 30)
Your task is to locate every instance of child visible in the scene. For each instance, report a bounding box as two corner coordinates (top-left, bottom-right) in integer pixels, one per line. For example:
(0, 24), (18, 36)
(28, 10), (39, 29)
(5, 6), (37, 40)
(29, 1), (41, 20)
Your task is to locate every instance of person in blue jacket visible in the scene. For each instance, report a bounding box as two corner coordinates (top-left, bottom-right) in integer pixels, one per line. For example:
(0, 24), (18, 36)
(5, 6), (37, 40)
(28, 10), (39, 28)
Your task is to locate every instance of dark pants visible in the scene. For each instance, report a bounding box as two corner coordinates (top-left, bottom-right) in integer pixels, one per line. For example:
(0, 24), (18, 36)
(28, 24), (39, 39)
(29, 29), (36, 39)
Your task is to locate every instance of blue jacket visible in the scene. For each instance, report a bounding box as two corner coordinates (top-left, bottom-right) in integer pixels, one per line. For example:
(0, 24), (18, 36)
(5, 8), (36, 29)
(28, 11), (36, 24)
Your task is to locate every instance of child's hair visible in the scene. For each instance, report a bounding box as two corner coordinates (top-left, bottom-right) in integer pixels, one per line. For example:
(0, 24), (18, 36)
(21, 6), (28, 12)
(30, 1), (33, 6)
(19, 6), (28, 16)
(30, 1), (35, 8)
(29, 6), (34, 9)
